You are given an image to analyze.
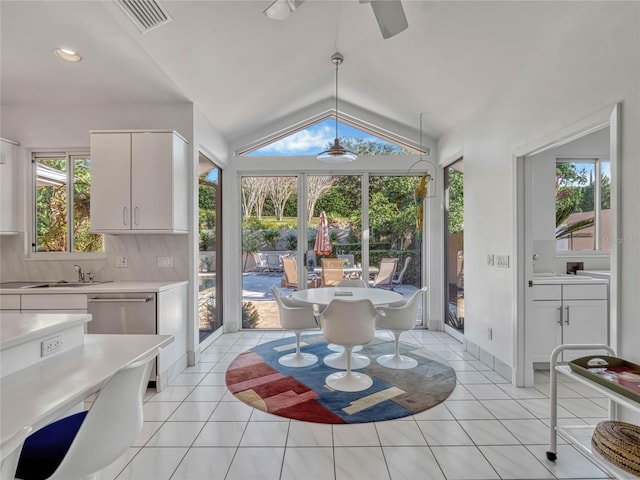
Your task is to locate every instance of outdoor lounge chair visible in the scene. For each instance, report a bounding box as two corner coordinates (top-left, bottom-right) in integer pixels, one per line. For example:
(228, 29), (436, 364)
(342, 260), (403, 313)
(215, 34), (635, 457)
(391, 257), (412, 288)
(369, 257), (398, 290)
(253, 252), (269, 272)
(321, 258), (344, 287)
(282, 257), (319, 290)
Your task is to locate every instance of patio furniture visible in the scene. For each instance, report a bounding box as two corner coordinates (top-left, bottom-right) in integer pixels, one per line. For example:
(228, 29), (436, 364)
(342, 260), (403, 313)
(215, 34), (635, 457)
(281, 257), (319, 290)
(391, 257), (412, 288)
(376, 287), (427, 369)
(337, 254), (355, 267)
(321, 258), (344, 287)
(370, 257), (398, 290)
(253, 252), (269, 272)
(266, 253), (283, 272)
(317, 298), (382, 392)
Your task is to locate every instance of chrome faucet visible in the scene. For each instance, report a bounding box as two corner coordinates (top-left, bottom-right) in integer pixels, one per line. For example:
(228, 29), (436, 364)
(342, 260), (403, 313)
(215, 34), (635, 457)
(74, 264), (85, 283)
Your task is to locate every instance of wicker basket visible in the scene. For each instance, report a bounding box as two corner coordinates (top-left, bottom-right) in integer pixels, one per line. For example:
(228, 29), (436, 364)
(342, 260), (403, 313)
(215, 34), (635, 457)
(591, 421), (640, 477)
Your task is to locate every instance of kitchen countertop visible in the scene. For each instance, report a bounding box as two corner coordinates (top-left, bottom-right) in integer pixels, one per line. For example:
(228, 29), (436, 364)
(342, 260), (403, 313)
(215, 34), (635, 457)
(0, 280), (188, 294)
(0, 313), (91, 351)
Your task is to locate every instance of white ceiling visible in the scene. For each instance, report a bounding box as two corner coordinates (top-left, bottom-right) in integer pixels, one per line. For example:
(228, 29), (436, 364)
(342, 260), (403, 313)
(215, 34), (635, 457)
(1, 1), (600, 146)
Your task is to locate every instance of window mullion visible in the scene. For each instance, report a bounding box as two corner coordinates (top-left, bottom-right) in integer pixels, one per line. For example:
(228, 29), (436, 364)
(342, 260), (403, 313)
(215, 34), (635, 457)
(66, 154), (74, 252)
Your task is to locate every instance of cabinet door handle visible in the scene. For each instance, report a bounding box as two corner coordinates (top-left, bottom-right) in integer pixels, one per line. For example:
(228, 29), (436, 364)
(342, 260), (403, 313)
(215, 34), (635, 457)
(134, 206), (139, 225)
(565, 306), (570, 325)
(557, 307), (563, 325)
(123, 207), (128, 226)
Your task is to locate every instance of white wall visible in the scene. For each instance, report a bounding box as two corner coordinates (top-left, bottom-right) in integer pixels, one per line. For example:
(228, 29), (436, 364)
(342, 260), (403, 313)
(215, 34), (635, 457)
(437, 0), (639, 414)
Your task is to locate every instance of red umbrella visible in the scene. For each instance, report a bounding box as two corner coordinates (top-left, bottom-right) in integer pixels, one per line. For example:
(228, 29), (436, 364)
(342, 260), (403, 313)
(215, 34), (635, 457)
(314, 211), (332, 257)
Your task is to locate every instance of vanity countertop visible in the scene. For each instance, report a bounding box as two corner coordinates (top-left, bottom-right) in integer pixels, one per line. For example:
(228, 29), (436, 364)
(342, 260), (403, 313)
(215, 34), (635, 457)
(531, 273), (608, 285)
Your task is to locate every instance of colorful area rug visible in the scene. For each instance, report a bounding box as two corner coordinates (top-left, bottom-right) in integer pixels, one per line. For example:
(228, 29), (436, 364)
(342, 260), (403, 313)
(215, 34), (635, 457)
(225, 335), (456, 424)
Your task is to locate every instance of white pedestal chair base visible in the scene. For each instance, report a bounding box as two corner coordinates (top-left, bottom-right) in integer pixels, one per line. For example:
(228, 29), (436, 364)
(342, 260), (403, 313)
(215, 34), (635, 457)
(327, 343), (362, 353)
(324, 350), (370, 369)
(326, 371), (373, 392)
(278, 330), (318, 368)
(279, 352), (318, 367)
(376, 353), (418, 370)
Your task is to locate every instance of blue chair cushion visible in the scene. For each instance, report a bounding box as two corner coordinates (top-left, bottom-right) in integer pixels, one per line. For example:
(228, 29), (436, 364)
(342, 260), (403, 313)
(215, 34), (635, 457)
(15, 411), (88, 480)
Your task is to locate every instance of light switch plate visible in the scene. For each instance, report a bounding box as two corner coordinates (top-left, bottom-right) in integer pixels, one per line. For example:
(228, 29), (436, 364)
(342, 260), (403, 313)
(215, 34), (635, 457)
(496, 255), (510, 268)
(157, 256), (174, 268)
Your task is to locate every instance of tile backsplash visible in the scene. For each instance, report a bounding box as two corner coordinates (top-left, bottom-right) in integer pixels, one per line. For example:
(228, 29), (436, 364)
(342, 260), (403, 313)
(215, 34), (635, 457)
(0, 233), (189, 282)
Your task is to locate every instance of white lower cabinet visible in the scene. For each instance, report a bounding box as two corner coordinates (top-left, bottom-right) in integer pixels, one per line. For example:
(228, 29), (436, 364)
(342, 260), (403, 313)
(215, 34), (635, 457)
(0, 294), (87, 314)
(525, 282), (608, 385)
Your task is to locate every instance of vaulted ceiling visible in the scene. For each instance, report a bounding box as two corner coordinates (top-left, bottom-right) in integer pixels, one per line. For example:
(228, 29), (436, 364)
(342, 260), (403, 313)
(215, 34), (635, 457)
(1, 1), (600, 146)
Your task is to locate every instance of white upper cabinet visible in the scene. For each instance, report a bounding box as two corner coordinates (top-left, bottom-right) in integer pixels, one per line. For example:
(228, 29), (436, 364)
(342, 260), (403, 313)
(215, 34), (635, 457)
(90, 130), (188, 233)
(0, 139), (19, 234)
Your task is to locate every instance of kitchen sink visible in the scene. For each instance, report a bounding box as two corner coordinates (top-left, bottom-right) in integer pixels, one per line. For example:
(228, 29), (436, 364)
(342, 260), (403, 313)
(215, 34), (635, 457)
(0, 281), (113, 289)
(46, 281), (113, 288)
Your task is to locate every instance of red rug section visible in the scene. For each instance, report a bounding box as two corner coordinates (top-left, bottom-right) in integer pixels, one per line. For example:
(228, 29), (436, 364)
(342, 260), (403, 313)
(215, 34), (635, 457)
(226, 352), (345, 423)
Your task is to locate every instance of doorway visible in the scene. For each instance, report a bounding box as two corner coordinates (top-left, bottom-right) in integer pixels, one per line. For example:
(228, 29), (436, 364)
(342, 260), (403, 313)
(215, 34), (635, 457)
(515, 104), (619, 387)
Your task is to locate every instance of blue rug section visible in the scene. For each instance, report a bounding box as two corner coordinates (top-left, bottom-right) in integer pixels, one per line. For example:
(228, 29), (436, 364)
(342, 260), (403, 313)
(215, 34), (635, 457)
(248, 334), (454, 423)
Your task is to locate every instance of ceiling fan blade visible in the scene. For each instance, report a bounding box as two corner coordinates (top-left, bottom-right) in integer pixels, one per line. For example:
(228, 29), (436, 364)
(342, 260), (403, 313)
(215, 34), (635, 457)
(263, 0), (305, 21)
(367, 0), (408, 39)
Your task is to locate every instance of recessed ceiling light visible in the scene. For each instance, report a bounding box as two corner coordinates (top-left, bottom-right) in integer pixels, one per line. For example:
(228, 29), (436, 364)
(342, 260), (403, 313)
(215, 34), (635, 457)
(53, 48), (81, 62)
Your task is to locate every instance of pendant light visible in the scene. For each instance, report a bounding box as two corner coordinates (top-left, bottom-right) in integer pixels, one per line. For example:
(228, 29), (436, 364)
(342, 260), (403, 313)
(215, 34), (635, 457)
(317, 52), (357, 163)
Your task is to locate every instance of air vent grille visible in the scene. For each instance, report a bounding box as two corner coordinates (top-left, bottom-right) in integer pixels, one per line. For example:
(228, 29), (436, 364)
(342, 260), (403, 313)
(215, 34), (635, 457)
(117, 0), (172, 33)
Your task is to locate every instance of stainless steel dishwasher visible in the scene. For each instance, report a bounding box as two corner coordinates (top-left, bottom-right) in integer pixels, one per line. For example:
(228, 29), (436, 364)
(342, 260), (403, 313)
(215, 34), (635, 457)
(87, 292), (157, 384)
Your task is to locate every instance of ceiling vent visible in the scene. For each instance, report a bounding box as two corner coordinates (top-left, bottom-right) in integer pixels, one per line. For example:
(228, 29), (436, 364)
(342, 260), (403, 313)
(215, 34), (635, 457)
(117, 0), (172, 33)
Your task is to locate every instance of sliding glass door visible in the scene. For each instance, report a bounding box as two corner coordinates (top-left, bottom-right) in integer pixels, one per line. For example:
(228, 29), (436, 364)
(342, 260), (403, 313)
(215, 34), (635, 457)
(198, 154), (222, 342)
(444, 159), (464, 333)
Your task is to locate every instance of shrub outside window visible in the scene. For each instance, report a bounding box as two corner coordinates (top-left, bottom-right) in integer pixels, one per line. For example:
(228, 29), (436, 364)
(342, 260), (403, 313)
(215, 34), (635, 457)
(33, 152), (103, 253)
(555, 158), (610, 251)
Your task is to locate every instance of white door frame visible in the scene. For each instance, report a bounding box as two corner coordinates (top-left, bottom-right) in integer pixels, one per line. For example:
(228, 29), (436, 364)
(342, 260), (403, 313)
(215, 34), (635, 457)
(513, 104), (620, 387)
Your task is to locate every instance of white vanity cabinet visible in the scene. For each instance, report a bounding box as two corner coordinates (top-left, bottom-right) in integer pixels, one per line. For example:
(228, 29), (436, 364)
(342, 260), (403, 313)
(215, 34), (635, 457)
(526, 281), (608, 385)
(90, 130), (188, 234)
(0, 138), (19, 234)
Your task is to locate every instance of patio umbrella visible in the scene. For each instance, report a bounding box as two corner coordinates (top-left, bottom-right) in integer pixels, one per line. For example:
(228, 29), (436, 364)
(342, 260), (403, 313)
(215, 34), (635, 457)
(314, 211), (332, 257)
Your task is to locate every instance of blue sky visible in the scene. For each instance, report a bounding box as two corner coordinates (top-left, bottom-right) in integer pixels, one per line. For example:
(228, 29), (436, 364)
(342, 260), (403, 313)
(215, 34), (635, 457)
(248, 118), (382, 156)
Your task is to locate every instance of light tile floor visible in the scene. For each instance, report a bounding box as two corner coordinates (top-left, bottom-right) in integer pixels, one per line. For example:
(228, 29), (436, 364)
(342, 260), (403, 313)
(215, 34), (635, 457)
(98, 330), (613, 480)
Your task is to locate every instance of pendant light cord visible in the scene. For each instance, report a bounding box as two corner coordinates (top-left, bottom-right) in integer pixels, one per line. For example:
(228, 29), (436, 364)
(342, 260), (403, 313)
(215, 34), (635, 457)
(334, 57), (339, 139)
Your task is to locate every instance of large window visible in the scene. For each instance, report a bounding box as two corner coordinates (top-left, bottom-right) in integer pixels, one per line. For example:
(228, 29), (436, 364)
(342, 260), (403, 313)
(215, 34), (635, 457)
(32, 152), (103, 253)
(555, 158), (610, 251)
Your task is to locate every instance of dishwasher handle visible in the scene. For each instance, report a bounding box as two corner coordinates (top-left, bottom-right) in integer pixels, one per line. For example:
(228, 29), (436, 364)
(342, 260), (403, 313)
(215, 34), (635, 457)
(88, 296), (154, 303)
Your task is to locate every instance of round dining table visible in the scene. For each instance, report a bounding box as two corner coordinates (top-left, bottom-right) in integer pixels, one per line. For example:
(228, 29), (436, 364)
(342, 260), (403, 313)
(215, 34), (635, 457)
(291, 286), (403, 307)
(291, 287), (404, 369)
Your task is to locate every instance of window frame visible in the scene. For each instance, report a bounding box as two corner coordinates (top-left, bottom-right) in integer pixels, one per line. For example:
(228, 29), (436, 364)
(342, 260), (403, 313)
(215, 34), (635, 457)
(28, 149), (105, 260)
(555, 156), (610, 254)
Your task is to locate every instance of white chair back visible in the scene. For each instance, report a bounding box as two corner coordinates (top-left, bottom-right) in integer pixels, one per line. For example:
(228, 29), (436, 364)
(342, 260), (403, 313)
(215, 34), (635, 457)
(377, 287), (426, 331)
(319, 299), (381, 347)
(46, 348), (159, 480)
(271, 285), (318, 330)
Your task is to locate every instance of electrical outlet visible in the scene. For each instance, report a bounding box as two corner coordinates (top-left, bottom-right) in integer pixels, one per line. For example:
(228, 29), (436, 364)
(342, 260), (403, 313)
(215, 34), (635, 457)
(496, 255), (510, 268)
(487, 254), (495, 266)
(157, 256), (174, 268)
(41, 335), (63, 357)
(116, 256), (128, 268)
